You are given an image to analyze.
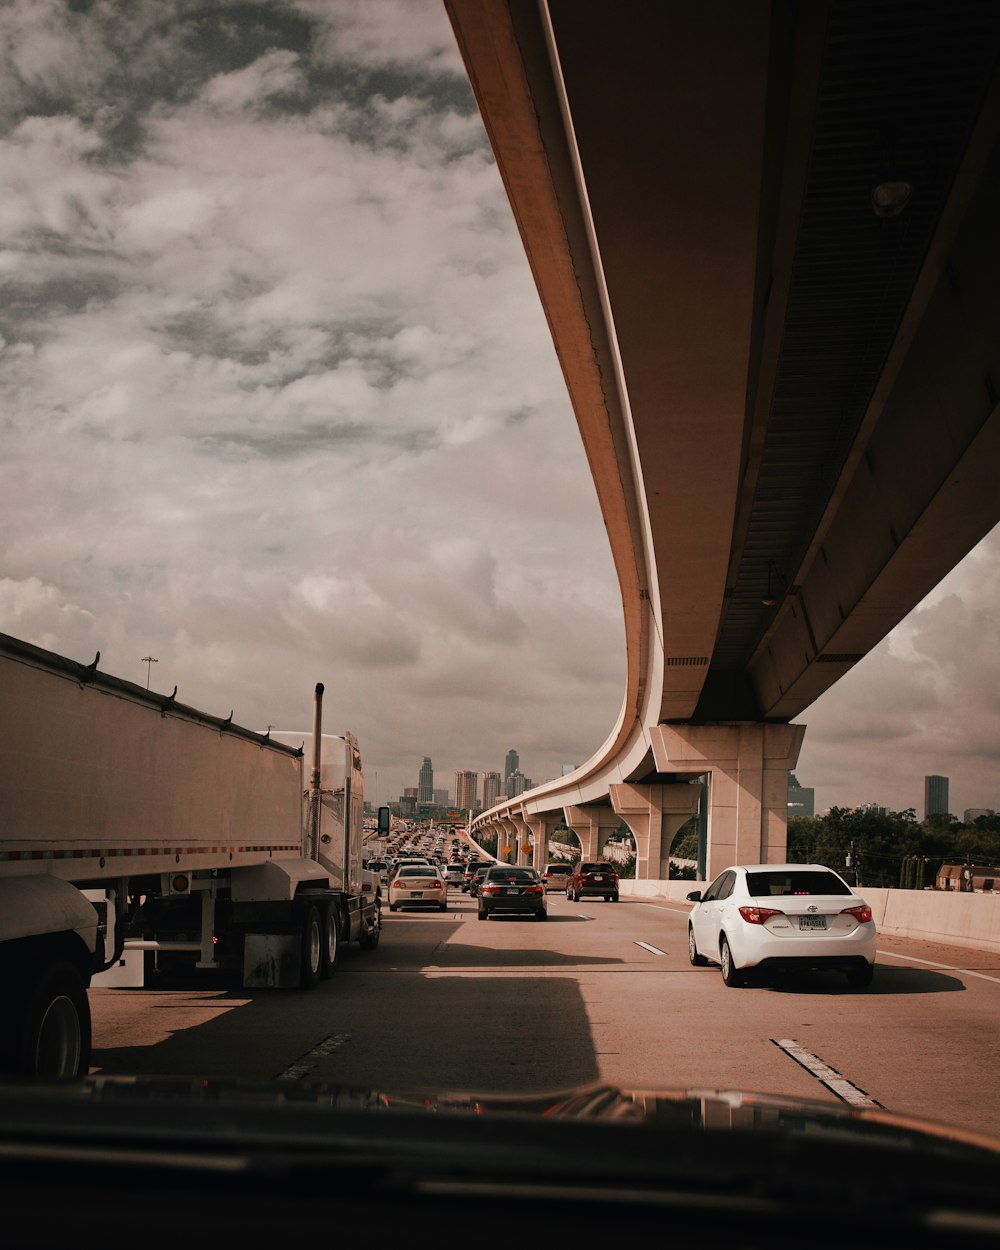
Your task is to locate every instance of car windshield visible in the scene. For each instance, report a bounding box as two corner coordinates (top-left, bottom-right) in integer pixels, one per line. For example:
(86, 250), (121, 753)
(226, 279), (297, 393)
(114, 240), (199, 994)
(745, 870), (852, 897)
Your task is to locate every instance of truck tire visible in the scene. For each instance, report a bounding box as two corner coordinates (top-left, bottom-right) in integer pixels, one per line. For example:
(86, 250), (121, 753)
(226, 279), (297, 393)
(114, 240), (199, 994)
(359, 907), (381, 950)
(320, 904), (340, 979)
(300, 904), (323, 990)
(15, 961), (91, 1078)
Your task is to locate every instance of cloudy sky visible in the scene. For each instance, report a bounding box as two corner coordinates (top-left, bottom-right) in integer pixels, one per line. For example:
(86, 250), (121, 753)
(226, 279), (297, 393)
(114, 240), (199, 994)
(2, 0), (998, 819)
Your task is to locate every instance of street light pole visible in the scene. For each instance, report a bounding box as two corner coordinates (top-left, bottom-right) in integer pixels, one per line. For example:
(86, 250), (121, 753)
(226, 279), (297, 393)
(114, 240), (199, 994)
(141, 655), (158, 689)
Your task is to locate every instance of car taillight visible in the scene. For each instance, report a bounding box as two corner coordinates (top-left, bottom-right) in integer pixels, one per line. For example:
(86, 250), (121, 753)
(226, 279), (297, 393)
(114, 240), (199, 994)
(738, 905), (784, 924)
(481, 884), (500, 895)
(526, 886), (544, 895)
(841, 904), (873, 923)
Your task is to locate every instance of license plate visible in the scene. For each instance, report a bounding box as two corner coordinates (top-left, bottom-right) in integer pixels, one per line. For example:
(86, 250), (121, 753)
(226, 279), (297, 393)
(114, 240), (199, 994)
(411, 891), (423, 898)
(593, 875), (604, 881)
(799, 916), (826, 929)
(506, 888), (520, 895)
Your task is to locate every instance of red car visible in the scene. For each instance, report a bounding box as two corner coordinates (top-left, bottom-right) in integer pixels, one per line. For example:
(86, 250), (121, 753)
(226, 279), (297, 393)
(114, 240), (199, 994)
(567, 861), (620, 903)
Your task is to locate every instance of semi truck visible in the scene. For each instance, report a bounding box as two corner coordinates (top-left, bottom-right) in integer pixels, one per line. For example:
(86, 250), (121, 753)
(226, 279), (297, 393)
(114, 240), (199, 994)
(0, 631), (380, 1079)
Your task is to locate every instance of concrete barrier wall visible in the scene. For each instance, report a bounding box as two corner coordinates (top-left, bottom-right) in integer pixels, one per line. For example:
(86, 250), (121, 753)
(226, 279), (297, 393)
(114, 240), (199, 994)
(620, 879), (1000, 954)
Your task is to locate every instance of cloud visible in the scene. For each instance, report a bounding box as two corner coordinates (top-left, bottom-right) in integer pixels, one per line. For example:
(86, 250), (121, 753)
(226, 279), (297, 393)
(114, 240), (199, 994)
(6, 0), (994, 820)
(798, 526), (1000, 814)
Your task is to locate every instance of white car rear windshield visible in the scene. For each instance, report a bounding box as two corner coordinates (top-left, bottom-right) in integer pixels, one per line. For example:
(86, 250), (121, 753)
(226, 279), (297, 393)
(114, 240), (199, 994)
(745, 869), (851, 897)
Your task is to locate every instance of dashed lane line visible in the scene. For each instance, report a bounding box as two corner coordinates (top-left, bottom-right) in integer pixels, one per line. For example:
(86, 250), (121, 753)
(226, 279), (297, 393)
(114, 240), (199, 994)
(773, 1038), (883, 1108)
(276, 1032), (351, 1082)
(634, 941), (668, 956)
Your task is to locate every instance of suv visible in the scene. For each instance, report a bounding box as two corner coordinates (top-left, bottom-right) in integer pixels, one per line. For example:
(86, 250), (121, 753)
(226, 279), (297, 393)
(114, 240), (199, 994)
(567, 861), (620, 903)
(541, 863), (573, 892)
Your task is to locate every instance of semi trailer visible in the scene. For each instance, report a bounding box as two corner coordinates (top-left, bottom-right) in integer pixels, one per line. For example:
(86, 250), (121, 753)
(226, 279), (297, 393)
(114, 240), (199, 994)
(0, 632), (380, 1078)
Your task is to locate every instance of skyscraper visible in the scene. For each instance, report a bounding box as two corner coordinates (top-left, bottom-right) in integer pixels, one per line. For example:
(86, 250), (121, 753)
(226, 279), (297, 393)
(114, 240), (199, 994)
(482, 770), (501, 811)
(418, 756), (433, 804)
(507, 770), (529, 798)
(504, 748), (519, 788)
(454, 770), (478, 813)
(787, 773), (815, 818)
(924, 775), (949, 819)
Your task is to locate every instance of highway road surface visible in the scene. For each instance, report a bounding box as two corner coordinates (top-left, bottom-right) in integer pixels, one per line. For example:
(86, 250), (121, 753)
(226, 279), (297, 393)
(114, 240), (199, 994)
(88, 886), (1000, 1141)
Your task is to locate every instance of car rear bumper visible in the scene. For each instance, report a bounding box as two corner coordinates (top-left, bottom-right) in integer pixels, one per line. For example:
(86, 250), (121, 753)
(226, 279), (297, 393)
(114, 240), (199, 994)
(480, 901), (545, 916)
(731, 924), (876, 969)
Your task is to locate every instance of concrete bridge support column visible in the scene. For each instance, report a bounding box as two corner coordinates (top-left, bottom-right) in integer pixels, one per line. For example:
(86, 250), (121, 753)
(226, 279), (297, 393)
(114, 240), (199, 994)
(609, 783), (699, 879)
(526, 814), (561, 872)
(563, 804), (622, 862)
(495, 818), (517, 864)
(509, 812), (532, 866)
(649, 723), (805, 881)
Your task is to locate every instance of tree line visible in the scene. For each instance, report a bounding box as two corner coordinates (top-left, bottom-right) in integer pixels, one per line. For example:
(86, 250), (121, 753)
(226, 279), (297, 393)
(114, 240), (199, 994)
(785, 807), (1000, 888)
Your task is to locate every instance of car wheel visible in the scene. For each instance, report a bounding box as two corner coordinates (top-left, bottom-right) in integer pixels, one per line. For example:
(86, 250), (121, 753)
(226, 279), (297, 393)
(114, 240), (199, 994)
(439, 903), (447, 912)
(478, 910), (488, 921)
(720, 935), (743, 987)
(611, 894), (619, 902)
(389, 903), (398, 912)
(536, 910), (547, 921)
(688, 925), (707, 966)
(846, 962), (874, 988)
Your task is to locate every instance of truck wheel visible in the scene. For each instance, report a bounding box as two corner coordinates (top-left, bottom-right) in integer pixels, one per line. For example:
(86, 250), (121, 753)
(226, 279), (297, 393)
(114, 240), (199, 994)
(300, 904), (323, 990)
(320, 905), (340, 978)
(359, 908), (381, 950)
(17, 961), (91, 1077)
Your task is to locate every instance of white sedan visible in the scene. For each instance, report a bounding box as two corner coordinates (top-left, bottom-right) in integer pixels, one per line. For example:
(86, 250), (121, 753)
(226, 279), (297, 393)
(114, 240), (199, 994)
(388, 864), (448, 912)
(687, 864), (876, 988)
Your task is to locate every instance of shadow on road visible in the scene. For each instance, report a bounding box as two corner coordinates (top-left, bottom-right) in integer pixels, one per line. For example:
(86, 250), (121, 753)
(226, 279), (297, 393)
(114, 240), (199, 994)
(90, 941), (607, 1091)
(753, 965), (965, 995)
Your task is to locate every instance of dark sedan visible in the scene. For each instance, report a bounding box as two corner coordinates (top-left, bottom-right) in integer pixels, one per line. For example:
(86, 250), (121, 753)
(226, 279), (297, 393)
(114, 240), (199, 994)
(478, 866), (547, 921)
(467, 863), (495, 898)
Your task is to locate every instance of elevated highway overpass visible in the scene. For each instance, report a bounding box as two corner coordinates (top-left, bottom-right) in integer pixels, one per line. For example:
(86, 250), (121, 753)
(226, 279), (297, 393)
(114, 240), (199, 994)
(446, 0), (1000, 876)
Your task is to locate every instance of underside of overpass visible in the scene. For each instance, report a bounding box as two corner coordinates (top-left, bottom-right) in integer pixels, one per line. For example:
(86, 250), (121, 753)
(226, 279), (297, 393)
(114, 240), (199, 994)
(447, 1), (1000, 877)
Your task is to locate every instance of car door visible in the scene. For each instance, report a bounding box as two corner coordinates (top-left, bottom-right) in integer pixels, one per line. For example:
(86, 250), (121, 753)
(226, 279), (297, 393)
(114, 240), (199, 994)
(692, 870), (735, 955)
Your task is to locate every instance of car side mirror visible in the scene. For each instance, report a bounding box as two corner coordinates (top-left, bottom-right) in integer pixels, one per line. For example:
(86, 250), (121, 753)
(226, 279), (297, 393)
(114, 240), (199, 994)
(686, 890), (702, 902)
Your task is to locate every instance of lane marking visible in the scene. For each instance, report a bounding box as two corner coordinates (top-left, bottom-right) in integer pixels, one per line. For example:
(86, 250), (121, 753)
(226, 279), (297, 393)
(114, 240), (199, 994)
(276, 1032), (351, 1082)
(634, 941), (667, 956)
(876, 949), (1000, 986)
(772, 1038), (883, 1108)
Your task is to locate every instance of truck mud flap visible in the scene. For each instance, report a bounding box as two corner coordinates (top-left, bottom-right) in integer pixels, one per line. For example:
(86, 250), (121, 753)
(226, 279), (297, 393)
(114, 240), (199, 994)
(243, 934), (300, 988)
